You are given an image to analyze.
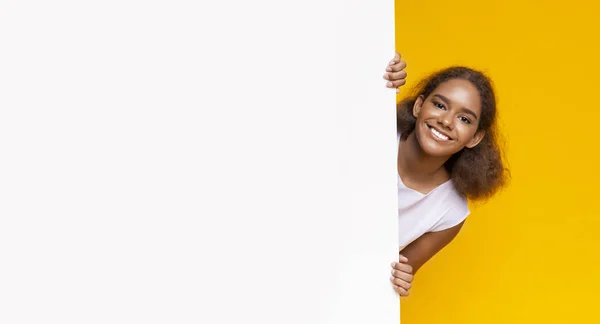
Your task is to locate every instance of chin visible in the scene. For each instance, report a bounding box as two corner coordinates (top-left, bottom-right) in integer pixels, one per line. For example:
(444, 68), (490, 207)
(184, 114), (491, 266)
(419, 140), (454, 157)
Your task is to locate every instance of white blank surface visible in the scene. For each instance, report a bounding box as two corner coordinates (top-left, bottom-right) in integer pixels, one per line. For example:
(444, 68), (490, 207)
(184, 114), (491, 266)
(0, 1), (398, 323)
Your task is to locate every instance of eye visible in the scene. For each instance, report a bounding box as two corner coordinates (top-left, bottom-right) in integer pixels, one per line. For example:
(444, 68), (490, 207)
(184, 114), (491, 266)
(433, 101), (446, 110)
(459, 116), (471, 124)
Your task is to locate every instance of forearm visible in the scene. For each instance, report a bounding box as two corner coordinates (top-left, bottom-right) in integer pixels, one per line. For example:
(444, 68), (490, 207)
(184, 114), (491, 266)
(399, 222), (464, 274)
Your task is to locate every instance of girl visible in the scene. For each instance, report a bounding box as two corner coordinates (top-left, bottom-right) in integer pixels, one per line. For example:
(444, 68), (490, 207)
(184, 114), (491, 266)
(383, 53), (508, 296)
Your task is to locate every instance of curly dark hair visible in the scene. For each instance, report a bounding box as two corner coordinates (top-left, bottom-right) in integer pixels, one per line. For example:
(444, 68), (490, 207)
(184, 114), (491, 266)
(397, 66), (509, 201)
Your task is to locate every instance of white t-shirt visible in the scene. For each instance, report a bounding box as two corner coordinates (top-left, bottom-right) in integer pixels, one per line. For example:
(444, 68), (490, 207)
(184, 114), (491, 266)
(397, 134), (470, 250)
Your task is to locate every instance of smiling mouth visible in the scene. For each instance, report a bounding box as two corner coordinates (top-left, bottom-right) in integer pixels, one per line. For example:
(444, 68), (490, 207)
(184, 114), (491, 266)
(428, 125), (452, 141)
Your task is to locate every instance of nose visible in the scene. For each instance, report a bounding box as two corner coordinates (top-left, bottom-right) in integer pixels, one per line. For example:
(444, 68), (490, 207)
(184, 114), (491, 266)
(439, 112), (454, 129)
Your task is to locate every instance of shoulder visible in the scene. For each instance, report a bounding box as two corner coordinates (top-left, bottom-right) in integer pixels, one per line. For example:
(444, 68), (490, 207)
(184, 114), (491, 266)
(445, 180), (469, 215)
(430, 181), (470, 232)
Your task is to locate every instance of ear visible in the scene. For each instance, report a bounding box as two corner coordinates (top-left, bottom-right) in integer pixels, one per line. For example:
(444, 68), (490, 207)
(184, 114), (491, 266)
(466, 130), (485, 148)
(412, 95), (425, 118)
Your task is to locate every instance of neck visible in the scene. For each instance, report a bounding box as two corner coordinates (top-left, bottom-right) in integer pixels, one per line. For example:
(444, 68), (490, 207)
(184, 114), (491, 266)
(398, 131), (451, 183)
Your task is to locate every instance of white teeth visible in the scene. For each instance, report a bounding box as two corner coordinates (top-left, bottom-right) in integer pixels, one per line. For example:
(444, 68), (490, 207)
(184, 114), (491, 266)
(430, 127), (449, 140)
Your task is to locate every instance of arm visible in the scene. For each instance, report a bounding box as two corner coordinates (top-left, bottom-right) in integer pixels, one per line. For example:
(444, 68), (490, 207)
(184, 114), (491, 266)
(390, 221), (465, 296)
(401, 220), (465, 274)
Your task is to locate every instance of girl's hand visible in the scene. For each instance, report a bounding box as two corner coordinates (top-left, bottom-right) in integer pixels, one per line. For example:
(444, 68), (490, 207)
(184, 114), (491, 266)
(383, 52), (407, 93)
(390, 254), (414, 296)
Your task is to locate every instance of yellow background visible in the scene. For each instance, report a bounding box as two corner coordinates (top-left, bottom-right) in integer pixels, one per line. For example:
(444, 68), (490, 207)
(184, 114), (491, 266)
(396, 0), (600, 323)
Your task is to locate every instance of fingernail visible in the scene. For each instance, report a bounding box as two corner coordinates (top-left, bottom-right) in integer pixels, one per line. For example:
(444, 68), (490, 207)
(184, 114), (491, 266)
(386, 67), (392, 72)
(389, 61), (395, 66)
(396, 88), (400, 94)
(387, 82), (393, 87)
(391, 262), (396, 267)
(383, 73), (389, 79)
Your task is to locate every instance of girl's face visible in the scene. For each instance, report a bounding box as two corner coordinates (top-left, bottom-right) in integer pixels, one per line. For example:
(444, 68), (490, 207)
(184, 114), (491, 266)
(412, 78), (485, 158)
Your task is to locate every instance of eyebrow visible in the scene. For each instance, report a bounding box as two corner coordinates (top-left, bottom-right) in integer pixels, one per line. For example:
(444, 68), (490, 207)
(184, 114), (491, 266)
(433, 94), (479, 120)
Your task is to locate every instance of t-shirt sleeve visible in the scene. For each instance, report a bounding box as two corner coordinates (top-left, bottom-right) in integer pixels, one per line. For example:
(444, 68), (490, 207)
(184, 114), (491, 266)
(430, 205), (470, 232)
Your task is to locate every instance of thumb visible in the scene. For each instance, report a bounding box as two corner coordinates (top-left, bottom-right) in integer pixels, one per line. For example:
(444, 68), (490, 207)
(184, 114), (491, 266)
(390, 52), (401, 65)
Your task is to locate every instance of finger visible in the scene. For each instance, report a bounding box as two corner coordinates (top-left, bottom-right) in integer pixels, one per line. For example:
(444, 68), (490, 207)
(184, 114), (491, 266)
(384, 71), (407, 83)
(388, 70), (407, 81)
(393, 262), (413, 274)
(392, 269), (414, 283)
(383, 70), (407, 81)
(394, 261), (412, 273)
(394, 285), (409, 297)
(391, 260), (409, 268)
(390, 79), (406, 88)
(391, 276), (412, 290)
(390, 276), (410, 296)
(387, 61), (407, 72)
(398, 254), (408, 263)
